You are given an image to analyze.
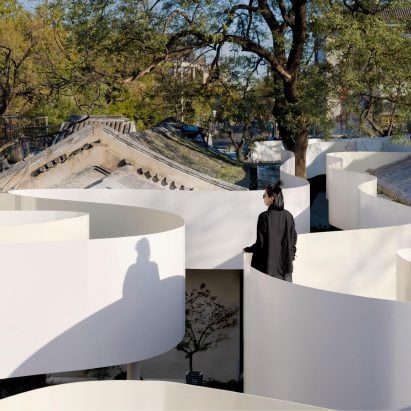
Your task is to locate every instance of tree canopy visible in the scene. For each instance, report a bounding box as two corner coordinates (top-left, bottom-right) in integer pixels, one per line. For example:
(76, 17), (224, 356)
(319, 3), (410, 136)
(1, 0), (409, 176)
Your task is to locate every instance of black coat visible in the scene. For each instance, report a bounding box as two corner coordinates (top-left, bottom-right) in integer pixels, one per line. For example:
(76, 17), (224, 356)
(247, 206), (297, 279)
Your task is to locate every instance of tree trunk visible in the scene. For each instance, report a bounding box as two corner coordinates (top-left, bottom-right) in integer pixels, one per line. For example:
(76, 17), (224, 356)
(0, 93), (10, 116)
(273, 95), (309, 178)
(227, 128), (245, 161)
(293, 128), (308, 178)
(280, 124), (308, 177)
(236, 141), (245, 162)
(188, 354), (193, 372)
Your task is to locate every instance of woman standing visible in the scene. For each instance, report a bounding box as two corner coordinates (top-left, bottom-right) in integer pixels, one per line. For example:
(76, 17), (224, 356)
(244, 180), (297, 282)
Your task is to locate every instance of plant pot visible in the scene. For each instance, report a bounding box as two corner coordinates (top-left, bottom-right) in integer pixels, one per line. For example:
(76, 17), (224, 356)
(185, 370), (203, 385)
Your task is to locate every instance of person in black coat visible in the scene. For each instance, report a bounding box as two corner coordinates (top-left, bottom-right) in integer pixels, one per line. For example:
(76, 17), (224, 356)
(244, 180), (297, 281)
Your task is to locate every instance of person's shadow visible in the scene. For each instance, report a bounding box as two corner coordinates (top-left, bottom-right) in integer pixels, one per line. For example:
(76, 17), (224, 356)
(123, 238), (160, 299)
(10, 238), (184, 377)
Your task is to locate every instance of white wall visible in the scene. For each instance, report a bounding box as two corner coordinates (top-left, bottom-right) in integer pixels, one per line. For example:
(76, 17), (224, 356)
(0, 192), (17, 210)
(0, 193), (185, 378)
(280, 149), (310, 231)
(396, 249), (411, 301)
(308, 138), (411, 178)
(244, 150), (411, 409)
(2, 146), (409, 409)
(0, 211), (89, 243)
(251, 137), (411, 179)
(326, 152), (411, 230)
(358, 179), (411, 229)
(13, 188), (310, 271)
(244, 255), (411, 410)
(306, 138), (389, 178)
(0, 381), (330, 411)
(336, 151), (410, 172)
(249, 140), (283, 162)
(293, 224), (411, 300)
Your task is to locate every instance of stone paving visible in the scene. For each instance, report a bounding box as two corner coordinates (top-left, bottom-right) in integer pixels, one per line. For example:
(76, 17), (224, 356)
(368, 155), (411, 206)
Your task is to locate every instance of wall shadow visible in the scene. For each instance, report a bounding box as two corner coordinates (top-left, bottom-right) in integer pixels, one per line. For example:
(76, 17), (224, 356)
(10, 238), (184, 378)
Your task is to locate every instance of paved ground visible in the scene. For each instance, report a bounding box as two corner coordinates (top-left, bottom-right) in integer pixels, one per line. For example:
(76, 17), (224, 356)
(310, 192), (330, 231)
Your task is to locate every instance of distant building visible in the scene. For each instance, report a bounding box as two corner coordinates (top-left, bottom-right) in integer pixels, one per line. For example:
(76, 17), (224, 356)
(172, 56), (209, 84)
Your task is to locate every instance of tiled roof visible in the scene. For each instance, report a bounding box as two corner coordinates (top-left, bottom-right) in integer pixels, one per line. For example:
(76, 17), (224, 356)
(378, 7), (411, 22)
(367, 155), (411, 206)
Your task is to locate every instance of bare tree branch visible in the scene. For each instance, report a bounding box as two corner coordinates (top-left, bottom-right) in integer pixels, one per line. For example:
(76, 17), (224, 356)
(225, 34), (292, 81)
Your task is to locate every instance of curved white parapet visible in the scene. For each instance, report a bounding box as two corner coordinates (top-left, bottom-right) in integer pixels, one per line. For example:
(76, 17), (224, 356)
(249, 140), (283, 162)
(0, 380), (331, 411)
(326, 152), (411, 230)
(244, 255), (411, 410)
(280, 149), (310, 233)
(306, 137), (411, 179)
(298, 152), (411, 299)
(0, 192), (185, 378)
(0, 210), (89, 243)
(244, 152), (411, 409)
(397, 249), (411, 301)
(1, 146), (409, 409)
(247, 137), (411, 179)
(294, 224), (411, 300)
(12, 189), (310, 270)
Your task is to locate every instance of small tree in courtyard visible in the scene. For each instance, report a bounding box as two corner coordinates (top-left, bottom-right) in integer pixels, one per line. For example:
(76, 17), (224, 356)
(177, 283), (238, 373)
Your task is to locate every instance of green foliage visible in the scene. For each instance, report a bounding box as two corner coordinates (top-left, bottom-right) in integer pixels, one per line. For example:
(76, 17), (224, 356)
(27, 95), (79, 124)
(0, 2), (45, 114)
(318, 3), (411, 136)
(1, 0), (406, 161)
(176, 283), (238, 372)
(46, 0), (167, 104)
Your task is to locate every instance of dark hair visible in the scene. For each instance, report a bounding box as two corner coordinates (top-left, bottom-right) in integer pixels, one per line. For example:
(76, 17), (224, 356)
(265, 180), (284, 210)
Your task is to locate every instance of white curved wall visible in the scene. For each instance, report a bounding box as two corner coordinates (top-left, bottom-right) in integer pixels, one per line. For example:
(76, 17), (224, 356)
(0, 381), (330, 410)
(244, 255), (411, 410)
(0, 192), (18, 210)
(249, 140), (283, 162)
(397, 249), (411, 301)
(0, 194), (185, 378)
(327, 152), (411, 229)
(294, 224), (411, 299)
(251, 137), (411, 179)
(13, 188), (310, 271)
(244, 151), (411, 409)
(1, 147), (408, 408)
(305, 137), (411, 178)
(337, 151), (410, 172)
(280, 149), (310, 232)
(0, 211), (89, 243)
(358, 179), (411, 229)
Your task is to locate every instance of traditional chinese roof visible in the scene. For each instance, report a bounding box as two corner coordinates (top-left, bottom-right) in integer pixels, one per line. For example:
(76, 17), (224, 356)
(378, 7), (411, 23)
